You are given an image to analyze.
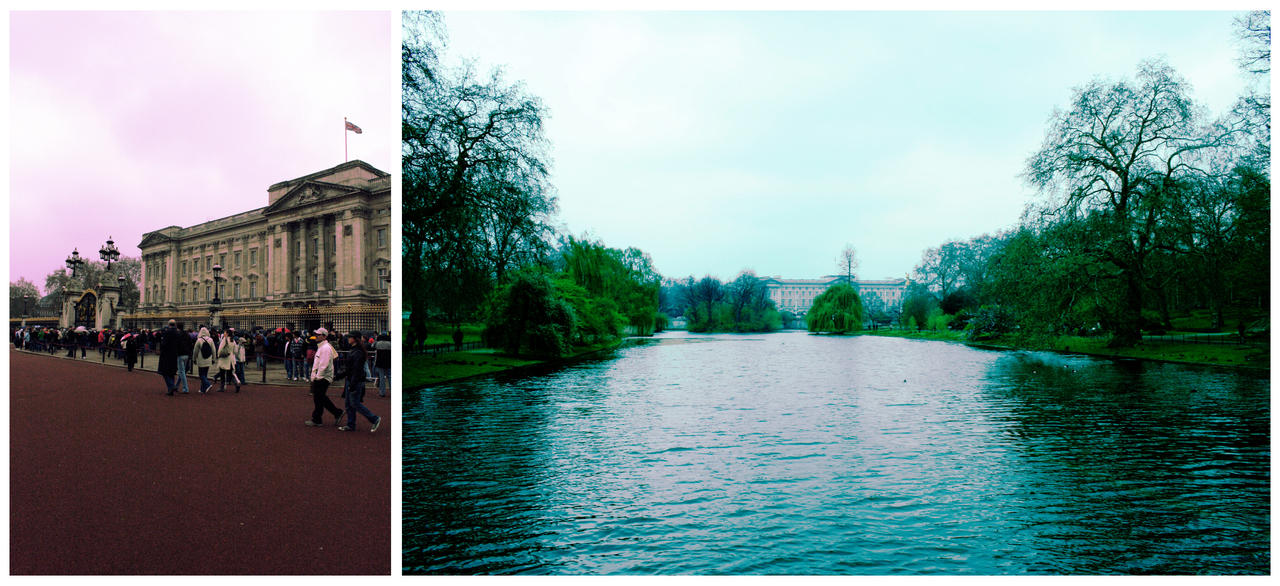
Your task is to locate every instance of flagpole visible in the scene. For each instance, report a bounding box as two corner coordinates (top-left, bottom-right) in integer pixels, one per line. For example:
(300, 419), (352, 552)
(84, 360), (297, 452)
(344, 117), (348, 162)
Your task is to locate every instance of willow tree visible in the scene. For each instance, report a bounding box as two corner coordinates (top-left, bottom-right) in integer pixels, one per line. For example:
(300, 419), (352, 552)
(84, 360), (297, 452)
(807, 283), (865, 334)
(402, 12), (556, 339)
(1024, 59), (1244, 346)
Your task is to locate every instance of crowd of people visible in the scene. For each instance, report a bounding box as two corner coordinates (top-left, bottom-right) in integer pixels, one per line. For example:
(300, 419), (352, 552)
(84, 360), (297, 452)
(12, 322), (391, 432)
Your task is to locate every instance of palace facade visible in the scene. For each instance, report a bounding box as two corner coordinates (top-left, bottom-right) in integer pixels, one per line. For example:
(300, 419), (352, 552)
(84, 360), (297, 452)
(762, 276), (908, 315)
(129, 160), (392, 333)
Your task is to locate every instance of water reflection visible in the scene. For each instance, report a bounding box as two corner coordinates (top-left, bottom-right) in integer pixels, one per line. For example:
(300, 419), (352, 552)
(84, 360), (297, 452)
(983, 352), (1269, 574)
(404, 332), (1269, 575)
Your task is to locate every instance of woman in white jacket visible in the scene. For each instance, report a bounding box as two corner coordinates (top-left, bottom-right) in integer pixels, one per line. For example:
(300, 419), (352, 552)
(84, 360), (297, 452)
(216, 330), (240, 393)
(192, 327), (218, 393)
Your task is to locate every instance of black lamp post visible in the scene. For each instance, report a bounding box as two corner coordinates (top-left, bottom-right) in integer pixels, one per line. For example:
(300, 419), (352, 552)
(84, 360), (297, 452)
(381, 267), (392, 334)
(22, 294), (33, 318)
(99, 236), (121, 272)
(209, 264), (224, 327)
(212, 264), (224, 303)
(65, 248), (85, 279)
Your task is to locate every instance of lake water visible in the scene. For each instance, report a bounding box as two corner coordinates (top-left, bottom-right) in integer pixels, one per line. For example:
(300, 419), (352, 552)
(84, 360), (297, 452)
(403, 331), (1270, 575)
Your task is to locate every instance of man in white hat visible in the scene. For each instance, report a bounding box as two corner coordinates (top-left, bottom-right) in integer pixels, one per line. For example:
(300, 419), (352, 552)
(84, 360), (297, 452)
(304, 327), (343, 426)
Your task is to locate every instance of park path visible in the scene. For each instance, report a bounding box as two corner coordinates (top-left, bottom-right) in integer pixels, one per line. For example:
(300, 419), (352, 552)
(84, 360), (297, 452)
(9, 349), (391, 575)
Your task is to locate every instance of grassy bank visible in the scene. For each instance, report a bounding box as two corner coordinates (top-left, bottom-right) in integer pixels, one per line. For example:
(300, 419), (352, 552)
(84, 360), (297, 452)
(405, 339), (625, 389)
(404, 322), (484, 346)
(863, 329), (1269, 369)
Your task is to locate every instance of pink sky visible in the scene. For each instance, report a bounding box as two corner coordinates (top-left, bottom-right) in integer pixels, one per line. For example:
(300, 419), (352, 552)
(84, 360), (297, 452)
(8, 11), (394, 294)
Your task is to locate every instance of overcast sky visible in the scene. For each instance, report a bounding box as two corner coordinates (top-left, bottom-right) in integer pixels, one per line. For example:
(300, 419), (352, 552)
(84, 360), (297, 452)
(8, 11), (394, 293)
(437, 10), (1254, 282)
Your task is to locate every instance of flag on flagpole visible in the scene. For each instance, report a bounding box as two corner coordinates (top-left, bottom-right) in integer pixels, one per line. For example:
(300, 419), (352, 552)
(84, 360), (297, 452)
(345, 120), (363, 134)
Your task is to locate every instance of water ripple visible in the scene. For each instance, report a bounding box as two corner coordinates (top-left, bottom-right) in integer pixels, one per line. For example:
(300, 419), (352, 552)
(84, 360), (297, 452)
(405, 331), (1269, 575)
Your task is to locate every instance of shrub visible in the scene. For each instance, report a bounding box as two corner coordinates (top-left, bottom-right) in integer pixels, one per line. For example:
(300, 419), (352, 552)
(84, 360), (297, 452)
(966, 305), (1016, 341)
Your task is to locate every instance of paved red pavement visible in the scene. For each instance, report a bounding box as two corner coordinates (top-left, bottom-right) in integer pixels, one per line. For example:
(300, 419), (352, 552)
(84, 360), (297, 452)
(9, 349), (391, 575)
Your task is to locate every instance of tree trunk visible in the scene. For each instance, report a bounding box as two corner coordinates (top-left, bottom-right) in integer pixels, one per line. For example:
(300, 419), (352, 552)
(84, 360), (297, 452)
(1111, 270), (1144, 347)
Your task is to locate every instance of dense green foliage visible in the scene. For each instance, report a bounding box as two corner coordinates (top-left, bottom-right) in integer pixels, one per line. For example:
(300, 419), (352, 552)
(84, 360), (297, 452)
(676, 272), (782, 333)
(401, 12), (556, 340)
(478, 238), (663, 357)
(402, 14), (660, 351)
(905, 22), (1270, 347)
(481, 272), (575, 358)
(806, 284), (866, 334)
(559, 236), (662, 336)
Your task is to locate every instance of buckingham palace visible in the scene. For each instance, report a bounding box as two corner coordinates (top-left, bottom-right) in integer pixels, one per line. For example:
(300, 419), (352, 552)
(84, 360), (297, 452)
(127, 160), (392, 333)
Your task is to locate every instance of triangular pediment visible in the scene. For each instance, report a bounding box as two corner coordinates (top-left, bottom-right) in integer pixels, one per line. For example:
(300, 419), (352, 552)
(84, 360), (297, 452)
(264, 180), (363, 215)
(138, 228), (180, 249)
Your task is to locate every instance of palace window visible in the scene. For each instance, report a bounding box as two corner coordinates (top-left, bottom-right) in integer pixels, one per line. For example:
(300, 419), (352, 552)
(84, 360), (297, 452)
(294, 274), (301, 292)
(377, 228), (386, 248)
(219, 253), (226, 268)
(249, 248), (257, 267)
(233, 282), (240, 300)
(312, 271), (319, 291)
(249, 281), (256, 298)
(378, 268), (388, 290)
(312, 237), (319, 257)
(206, 255), (212, 271)
(206, 285), (211, 301)
(234, 251), (241, 268)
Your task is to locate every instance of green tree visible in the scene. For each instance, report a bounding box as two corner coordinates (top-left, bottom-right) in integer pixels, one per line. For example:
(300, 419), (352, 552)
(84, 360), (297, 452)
(900, 282), (936, 331)
(807, 283), (865, 334)
(482, 271), (575, 358)
(1024, 59), (1245, 345)
(9, 278), (39, 317)
(402, 12), (556, 338)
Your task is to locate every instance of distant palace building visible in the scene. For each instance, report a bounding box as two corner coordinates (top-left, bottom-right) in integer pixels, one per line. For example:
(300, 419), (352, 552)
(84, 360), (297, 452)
(762, 276), (908, 315)
(129, 160), (392, 333)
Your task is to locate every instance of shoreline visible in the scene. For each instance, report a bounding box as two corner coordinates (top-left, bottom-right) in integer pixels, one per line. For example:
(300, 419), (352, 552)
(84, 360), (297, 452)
(408, 328), (1268, 389)
(405, 338), (640, 390)
(859, 329), (1270, 371)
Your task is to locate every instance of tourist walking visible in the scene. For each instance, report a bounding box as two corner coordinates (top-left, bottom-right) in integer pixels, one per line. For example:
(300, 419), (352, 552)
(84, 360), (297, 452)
(283, 334), (296, 380)
(235, 334), (248, 387)
(304, 337), (316, 378)
(288, 334), (306, 380)
(123, 332), (139, 371)
(374, 332), (391, 398)
(216, 330), (240, 392)
(174, 322), (192, 394)
(336, 331), (381, 433)
(304, 328), (343, 427)
(157, 319), (186, 396)
(193, 327), (216, 393)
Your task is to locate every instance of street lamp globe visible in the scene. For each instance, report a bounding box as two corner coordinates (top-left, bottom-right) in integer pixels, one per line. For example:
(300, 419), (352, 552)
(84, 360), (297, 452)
(99, 236), (121, 271)
(211, 264), (224, 303)
(65, 248), (85, 278)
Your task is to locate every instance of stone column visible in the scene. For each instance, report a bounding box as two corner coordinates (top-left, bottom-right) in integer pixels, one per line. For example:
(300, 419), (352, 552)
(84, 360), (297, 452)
(166, 243), (179, 308)
(314, 217), (326, 295)
(140, 254), (149, 307)
(349, 210), (369, 298)
(60, 288), (80, 329)
(335, 212), (348, 298)
(96, 283), (121, 330)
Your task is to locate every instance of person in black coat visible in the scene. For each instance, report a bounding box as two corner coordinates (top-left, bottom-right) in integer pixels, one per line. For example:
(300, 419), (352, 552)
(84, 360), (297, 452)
(335, 331), (381, 433)
(157, 319), (186, 396)
(123, 332), (139, 371)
